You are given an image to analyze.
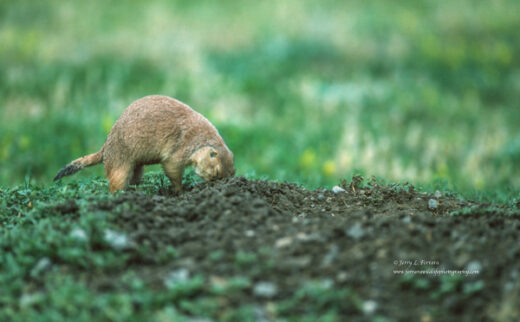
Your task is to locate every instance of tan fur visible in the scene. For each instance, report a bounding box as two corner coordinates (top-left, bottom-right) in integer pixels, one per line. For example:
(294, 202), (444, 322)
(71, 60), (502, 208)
(54, 95), (235, 192)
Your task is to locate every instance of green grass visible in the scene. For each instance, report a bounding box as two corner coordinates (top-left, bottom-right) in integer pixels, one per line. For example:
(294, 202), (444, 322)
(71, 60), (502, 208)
(1, 0), (519, 201)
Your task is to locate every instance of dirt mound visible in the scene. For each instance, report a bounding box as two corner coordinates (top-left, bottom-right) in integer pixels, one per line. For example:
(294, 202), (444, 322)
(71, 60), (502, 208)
(90, 176), (520, 321)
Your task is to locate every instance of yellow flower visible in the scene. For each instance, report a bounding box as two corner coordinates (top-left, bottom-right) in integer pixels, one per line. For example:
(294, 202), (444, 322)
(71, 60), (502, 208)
(322, 160), (336, 177)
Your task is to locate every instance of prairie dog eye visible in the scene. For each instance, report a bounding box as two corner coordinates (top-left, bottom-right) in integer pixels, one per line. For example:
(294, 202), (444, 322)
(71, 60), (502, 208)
(210, 151), (217, 158)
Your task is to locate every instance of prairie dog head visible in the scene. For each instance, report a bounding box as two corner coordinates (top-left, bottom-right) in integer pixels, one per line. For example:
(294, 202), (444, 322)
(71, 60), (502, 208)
(191, 146), (235, 181)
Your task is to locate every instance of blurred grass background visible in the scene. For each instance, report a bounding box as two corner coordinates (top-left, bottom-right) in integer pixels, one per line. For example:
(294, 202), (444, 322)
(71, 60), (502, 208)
(1, 0), (519, 200)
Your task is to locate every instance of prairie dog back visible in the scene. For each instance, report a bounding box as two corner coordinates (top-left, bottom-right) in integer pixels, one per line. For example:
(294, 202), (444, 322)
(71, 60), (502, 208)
(54, 95), (235, 192)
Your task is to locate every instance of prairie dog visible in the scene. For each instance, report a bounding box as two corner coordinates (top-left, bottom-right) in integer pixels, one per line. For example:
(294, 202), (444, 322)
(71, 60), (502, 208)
(54, 95), (235, 192)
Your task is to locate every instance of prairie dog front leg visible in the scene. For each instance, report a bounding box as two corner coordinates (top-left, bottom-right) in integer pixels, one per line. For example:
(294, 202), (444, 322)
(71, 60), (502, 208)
(161, 158), (184, 191)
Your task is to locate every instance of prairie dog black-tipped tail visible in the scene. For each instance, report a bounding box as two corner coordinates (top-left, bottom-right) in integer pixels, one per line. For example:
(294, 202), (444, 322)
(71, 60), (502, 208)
(53, 150), (103, 181)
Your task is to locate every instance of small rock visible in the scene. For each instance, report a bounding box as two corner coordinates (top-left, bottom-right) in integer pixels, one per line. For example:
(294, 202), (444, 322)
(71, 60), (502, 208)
(347, 223), (365, 240)
(253, 282), (277, 298)
(30, 257), (51, 278)
(428, 199), (438, 210)
(19, 293), (43, 308)
(209, 276), (227, 288)
(332, 186), (346, 194)
(336, 271), (348, 282)
(434, 190), (442, 198)
(245, 230), (255, 237)
(70, 227), (88, 242)
(104, 229), (130, 250)
(317, 193), (325, 200)
(296, 232), (309, 240)
(275, 236), (293, 248)
(362, 300), (378, 314)
(164, 268), (189, 289)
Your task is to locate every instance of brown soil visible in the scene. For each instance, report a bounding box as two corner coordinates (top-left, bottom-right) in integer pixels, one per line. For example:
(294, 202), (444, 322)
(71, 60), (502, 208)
(90, 176), (520, 321)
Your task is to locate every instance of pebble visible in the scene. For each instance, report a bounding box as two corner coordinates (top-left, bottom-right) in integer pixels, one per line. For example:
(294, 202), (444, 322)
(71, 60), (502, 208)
(19, 293), (43, 308)
(362, 300), (378, 314)
(30, 257), (51, 278)
(332, 186), (346, 194)
(70, 227), (88, 242)
(104, 229), (130, 250)
(317, 193), (325, 200)
(253, 282), (278, 298)
(434, 190), (442, 198)
(428, 199), (438, 210)
(347, 223), (365, 240)
(336, 271), (348, 282)
(164, 268), (189, 289)
(296, 232), (310, 240)
(245, 230), (255, 237)
(275, 236), (293, 248)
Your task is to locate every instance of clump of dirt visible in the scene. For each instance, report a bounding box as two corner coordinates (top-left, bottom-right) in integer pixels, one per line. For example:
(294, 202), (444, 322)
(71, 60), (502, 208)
(91, 176), (520, 320)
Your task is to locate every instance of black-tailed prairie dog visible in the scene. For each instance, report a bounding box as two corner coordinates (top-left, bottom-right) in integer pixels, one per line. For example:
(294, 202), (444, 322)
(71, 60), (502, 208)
(54, 95), (235, 192)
